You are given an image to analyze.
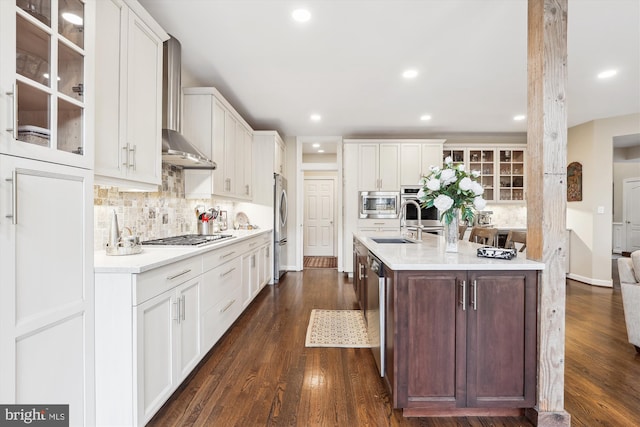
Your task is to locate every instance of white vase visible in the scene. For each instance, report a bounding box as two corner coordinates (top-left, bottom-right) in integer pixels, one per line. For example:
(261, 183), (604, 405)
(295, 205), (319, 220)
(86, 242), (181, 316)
(444, 209), (459, 253)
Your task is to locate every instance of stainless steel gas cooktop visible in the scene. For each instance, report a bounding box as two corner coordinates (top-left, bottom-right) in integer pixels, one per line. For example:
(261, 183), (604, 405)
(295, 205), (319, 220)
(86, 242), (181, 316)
(141, 234), (235, 246)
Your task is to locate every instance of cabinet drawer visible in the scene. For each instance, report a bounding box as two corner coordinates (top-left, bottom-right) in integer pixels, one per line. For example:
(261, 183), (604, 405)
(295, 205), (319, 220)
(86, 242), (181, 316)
(358, 219), (400, 228)
(201, 257), (242, 312)
(200, 271), (242, 351)
(203, 244), (242, 271)
(134, 256), (202, 305)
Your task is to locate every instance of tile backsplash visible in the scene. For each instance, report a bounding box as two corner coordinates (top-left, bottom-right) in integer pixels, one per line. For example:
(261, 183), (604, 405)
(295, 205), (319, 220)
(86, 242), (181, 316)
(94, 165), (234, 250)
(485, 203), (527, 228)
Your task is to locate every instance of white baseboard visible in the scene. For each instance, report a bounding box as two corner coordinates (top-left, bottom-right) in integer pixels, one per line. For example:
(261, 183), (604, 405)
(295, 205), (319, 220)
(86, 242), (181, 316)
(566, 273), (613, 288)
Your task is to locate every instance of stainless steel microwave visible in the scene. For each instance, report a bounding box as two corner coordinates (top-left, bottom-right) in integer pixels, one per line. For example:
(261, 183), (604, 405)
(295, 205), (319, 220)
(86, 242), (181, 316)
(359, 191), (399, 219)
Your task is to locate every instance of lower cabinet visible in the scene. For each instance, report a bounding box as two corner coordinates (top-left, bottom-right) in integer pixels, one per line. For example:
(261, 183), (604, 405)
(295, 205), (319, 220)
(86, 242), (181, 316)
(135, 276), (201, 423)
(388, 269), (537, 416)
(95, 231), (271, 426)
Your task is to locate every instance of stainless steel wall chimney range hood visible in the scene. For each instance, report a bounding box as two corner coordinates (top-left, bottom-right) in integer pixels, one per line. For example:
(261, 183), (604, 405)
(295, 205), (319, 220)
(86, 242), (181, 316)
(162, 36), (216, 169)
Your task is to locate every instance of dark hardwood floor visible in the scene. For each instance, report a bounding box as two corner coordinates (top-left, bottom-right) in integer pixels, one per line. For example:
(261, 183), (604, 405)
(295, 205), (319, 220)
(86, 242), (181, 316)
(148, 269), (640, 427)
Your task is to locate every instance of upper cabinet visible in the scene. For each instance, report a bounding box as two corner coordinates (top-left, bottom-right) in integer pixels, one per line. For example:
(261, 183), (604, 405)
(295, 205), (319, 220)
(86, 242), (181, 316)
(0, 0), (94, 169)
(399, 140), (445, 185)
(94, 0), (168, 190)
(356, 142), (399, 191)
(182, 87), (253, 200)
(253, 130), (285, 207)
(443, 145), (526, 203)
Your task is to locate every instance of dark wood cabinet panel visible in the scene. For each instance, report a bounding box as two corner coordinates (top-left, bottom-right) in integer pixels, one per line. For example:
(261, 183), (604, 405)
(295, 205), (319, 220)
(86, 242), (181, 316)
(388, 269), (537, 416)
(466, 271), (537, 408)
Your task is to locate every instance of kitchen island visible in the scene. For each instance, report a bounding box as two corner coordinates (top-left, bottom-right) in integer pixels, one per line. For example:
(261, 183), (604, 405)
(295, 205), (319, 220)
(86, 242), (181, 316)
(354, 232), (544, 418)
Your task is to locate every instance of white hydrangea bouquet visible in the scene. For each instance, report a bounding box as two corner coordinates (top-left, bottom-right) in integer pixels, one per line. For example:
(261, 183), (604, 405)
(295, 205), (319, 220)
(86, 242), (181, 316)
(417, 156), (487, 226)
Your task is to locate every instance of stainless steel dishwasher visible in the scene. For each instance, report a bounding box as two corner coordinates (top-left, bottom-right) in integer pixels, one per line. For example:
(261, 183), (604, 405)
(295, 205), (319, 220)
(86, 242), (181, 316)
(366, 252), (385, 377)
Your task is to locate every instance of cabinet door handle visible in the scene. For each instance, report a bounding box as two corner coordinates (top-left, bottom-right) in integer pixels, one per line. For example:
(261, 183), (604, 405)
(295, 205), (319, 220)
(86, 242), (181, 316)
(471, 280), (477, 311)
(221, 251), (236, 259)
(166, 269), (191, 281)
(220, 267), (236, 278)
(129, 145), (137, 171)
(5, 84), (17, 139)
(122, 144), (130, 168)
(5, 171), (17, 224)
(220, 299), (236, 313)
(246, 184), (250, 195)
(459, 280), (466, 311)
(173, 298), (180, 323)
(181, 295), (186, 321)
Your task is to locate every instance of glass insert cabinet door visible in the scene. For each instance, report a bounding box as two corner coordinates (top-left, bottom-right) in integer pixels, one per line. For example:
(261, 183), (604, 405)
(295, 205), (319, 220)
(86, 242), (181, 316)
(9, 0), (86, 157)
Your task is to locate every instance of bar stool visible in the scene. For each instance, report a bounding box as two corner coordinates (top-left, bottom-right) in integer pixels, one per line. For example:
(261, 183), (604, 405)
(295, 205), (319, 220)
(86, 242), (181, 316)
(458, 225), (468, 240)
(468, 227), (498, 246)
(505, 230), (527, 252)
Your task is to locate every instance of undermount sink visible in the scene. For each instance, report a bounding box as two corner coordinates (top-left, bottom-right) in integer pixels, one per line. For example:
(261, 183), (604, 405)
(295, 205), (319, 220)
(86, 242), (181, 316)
(371, 237), (416, 244)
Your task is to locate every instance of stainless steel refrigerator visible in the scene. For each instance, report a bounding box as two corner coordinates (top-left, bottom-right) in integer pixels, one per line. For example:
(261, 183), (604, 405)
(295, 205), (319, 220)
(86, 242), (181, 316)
(274, 173), (288, 282)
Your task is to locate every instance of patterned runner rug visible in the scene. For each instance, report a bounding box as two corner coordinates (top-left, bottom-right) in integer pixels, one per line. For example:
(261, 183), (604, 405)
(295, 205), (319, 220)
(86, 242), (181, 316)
(305, 309), (372, 348)
(303, 256), (337, 269)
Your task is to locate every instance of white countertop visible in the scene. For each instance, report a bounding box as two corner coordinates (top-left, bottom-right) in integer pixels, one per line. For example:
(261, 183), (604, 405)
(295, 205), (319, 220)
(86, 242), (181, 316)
(94, 229), (272, 274)
(355, 232), (544, 271)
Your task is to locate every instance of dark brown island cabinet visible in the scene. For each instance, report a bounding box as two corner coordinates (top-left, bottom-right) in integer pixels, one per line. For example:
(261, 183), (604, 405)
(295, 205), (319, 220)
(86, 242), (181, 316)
(384, 268), (538, 417)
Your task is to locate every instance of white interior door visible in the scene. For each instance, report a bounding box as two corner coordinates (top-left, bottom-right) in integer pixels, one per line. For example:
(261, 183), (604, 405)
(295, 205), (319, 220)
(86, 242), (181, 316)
(624, 178), (640, 252)
(304, 178), (335, 256)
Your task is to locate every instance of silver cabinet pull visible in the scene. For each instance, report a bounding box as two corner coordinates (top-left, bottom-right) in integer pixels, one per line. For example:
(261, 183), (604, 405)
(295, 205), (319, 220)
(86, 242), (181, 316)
(181, 295), (186, 321)
(472, 280), (478, 311)
(6, 84), (17, 139)
(220, 299), (236, 313)
(460, 280), (466, 311)
(122, 144), (129, 168)
(220, 267), (236, 278)
(129, 145), (137, 171)
(166, 269), (191, 281)
(221, 251), (236, 259)
(5, 171), (17, 224)
(173, 298), (180, 323)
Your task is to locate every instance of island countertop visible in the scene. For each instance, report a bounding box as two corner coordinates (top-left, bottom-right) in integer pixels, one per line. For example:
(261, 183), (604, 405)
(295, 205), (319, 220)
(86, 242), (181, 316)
(354, 232), (544, 271)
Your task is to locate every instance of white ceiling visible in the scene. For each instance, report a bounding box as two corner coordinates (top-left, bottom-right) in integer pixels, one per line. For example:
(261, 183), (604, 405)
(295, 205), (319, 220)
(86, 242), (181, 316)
(139, 0), (640, 139)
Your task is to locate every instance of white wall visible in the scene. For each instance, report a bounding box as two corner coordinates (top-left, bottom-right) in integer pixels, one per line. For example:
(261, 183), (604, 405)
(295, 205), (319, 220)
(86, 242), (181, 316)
(567, 113), (640, 286)
(613, 162), (640, 222)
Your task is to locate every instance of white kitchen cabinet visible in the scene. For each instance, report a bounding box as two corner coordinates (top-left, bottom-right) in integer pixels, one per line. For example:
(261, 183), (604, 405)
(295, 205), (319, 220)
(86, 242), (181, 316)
(357, 219), (401, 235)
(95, 231), (272, 426)
(357, 142), (400, 191)
(182, 87), (253, 200)
(260, 241), (272, 287)
(94, 0), (168, 190)
(0, 0), (94, 169)
(135, 275), (200, 424)
(443, 144), (526, 203)
(275, 134), (287, 175)
(200, 256), (242, 350)
(0, 155), (94, 426)
(399, 140), (445, 185)
(253, 131), (285, 208)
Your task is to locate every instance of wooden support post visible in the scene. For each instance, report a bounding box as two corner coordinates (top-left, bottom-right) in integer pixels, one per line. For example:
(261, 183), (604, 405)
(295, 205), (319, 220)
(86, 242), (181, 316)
(525, 0), (571, 426)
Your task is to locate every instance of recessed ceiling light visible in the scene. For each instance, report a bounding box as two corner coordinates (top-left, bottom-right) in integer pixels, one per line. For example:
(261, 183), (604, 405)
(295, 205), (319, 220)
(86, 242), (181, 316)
(597, 69), (617, 79)
(513, 114), (526, 121)
(310, 114), (321, 121)
(292, 9), (311, 22)
(318, 149), (325, 153)
(420, 115), (432, 121)
(402, 69), (418, 79)
(312, 143), (320, 148)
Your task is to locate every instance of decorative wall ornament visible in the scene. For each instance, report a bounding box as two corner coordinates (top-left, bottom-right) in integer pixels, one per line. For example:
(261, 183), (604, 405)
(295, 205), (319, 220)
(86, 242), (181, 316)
(567, 162), (582, 202)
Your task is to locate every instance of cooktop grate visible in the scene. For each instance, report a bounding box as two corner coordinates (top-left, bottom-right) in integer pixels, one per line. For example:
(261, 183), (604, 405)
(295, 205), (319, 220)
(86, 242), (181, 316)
(141, 234), (234, 246)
